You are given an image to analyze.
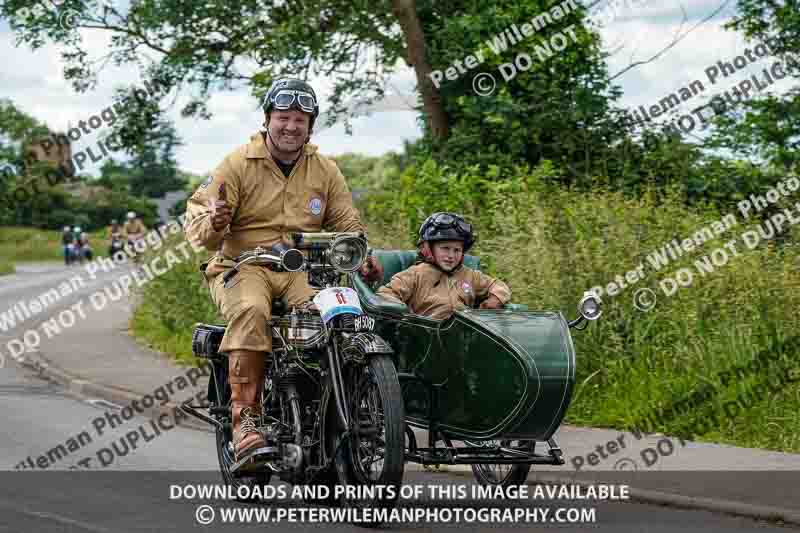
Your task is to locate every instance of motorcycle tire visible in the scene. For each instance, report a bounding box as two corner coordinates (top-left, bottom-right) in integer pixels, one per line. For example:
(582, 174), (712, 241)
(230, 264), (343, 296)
(470, 440), (534, 487)
(334, 354), (405, 519)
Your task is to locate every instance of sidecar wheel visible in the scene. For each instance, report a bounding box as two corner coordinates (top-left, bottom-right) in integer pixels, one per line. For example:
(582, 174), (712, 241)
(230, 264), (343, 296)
(471, 440), (534, 487)
(215, 422), (271, 502)
(334, 355), (405, 517)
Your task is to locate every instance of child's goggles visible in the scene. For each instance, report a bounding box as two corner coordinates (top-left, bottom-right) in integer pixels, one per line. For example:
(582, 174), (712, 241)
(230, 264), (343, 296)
(427, 212), (473, 236)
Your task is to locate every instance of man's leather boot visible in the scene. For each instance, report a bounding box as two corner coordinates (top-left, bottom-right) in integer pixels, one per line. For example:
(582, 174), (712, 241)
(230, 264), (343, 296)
(228, 350), (267, 460)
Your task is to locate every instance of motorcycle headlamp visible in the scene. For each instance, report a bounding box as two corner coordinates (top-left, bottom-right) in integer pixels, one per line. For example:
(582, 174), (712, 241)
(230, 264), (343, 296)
(267, 89), (317, 114)
(328, 234), (368, 274)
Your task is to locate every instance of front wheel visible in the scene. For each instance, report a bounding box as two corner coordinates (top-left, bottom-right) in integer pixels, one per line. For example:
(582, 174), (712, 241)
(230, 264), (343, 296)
(334, 355), (405, 515)
(470, 440), (534, 487)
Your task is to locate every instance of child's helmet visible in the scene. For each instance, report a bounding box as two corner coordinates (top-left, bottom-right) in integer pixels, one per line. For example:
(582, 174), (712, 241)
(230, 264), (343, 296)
(417, 212), (475, 252)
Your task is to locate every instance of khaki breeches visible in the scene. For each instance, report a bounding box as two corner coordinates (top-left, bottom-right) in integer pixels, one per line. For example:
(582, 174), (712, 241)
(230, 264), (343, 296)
(209, 264), (317, 353)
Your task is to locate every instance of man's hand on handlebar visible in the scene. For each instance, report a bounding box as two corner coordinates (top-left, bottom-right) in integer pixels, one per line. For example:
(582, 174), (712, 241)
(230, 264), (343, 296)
(209, 182), (232, 232)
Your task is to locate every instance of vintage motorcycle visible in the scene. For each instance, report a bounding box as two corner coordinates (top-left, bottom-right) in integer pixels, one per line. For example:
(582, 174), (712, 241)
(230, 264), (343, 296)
(182, 233), (406, 513)
(108, 232), (124, 258)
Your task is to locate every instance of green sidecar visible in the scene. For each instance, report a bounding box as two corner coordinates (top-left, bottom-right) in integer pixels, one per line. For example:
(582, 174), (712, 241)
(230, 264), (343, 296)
(350, 250), (601, 486)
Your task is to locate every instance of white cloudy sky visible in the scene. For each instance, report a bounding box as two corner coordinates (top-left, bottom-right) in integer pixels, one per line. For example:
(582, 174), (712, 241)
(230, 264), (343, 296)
(0, 0), (794, 176)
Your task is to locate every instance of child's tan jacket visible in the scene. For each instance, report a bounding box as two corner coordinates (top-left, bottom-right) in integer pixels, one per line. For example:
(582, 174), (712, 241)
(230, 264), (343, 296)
(376, 262), (511, 320)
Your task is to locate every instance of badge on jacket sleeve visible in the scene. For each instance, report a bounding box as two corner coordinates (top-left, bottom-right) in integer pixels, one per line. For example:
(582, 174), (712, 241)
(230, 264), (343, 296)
(309, 197), (323, 216)
(461, 281), (472, 295)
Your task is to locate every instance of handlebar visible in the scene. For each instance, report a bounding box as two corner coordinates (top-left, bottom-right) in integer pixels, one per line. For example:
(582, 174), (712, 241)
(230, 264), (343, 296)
(221, 232), (368, 286)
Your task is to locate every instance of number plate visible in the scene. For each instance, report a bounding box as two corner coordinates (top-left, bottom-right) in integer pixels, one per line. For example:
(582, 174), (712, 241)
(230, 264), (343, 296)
(354, 315), (375, 331)
(313, 287), (363, 324)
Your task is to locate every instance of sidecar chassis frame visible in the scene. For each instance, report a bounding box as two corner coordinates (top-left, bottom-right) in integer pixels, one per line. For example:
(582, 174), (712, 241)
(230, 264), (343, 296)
(399, 372), (565, 467)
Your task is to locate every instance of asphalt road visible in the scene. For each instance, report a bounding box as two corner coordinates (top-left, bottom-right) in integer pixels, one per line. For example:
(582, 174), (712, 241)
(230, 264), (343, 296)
(0, 263), (795, 532)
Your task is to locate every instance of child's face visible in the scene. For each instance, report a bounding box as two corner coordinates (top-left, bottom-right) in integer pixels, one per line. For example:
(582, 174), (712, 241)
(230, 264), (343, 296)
(431, 240), (464, 271)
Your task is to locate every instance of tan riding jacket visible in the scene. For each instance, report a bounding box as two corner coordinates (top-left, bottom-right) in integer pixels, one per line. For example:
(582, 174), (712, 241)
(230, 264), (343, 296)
(376, 262), (511, 320)
(123, 219), (146, 236)
(185, 133), (365, 277)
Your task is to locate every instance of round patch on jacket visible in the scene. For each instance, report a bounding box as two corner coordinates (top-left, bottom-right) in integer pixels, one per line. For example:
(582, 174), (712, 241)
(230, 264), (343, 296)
(309, 197), (323, 216)
(461, 281), (472, 294)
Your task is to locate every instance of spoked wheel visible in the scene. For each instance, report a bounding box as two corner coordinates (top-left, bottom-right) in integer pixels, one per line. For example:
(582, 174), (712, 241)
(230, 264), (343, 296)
(470, 440), (535, 487)
(334, 355), (405, 518)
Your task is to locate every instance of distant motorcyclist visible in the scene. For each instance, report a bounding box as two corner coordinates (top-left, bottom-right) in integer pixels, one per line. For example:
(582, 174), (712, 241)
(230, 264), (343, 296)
(61, 225), (75, 265)
(78, 230), (93, 262)
(123, 211), (147, 263)
(108, 219), (124, 257)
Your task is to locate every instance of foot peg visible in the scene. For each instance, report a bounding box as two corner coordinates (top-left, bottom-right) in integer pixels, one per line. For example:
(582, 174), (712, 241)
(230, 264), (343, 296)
(230, 446), (280, 477)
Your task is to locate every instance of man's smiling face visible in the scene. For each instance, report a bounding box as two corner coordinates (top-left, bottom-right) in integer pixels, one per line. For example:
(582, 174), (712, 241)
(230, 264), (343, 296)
(267, 109), (311, 154)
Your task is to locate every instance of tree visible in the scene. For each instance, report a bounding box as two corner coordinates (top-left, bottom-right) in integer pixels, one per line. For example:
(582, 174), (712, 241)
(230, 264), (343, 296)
(0, 0), (609, 146)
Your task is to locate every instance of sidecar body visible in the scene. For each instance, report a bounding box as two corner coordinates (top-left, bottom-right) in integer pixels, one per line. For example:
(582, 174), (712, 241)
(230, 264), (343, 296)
(350, 250), (578, 466)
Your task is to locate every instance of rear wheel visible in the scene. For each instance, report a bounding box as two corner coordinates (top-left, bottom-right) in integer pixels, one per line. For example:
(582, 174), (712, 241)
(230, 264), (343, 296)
(470, 440), (534, 487)
(334, 355), (405, 517)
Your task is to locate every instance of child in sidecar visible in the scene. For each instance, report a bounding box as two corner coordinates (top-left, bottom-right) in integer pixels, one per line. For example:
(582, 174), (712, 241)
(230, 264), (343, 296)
(375, 212), (511, 471)
(376, 212), (511, 319)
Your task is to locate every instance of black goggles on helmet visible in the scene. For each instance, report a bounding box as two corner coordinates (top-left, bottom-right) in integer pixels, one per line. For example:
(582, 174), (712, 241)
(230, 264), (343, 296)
(428, 213), (472, 235)
(268, 89), (317, 114)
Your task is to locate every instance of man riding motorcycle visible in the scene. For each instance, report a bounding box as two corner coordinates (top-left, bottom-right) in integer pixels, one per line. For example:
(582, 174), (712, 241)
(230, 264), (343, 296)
(184, 78), (383, 462)
(77, 229), (93, 262)
(123, 212), (146, 263)
(108, 219), (124, 257)
(61, 225), (75, 265)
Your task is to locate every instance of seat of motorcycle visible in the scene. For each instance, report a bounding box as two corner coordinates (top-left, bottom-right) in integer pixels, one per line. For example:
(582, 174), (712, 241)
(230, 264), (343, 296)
(200, 299), (290, 332)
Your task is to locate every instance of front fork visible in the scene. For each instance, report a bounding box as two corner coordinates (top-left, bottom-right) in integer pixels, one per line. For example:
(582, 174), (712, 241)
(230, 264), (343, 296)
(327, 340), (352, 430)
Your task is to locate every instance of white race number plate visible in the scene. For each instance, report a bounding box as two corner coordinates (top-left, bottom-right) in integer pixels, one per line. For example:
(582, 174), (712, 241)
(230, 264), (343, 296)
(313, 287), (363, 324)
